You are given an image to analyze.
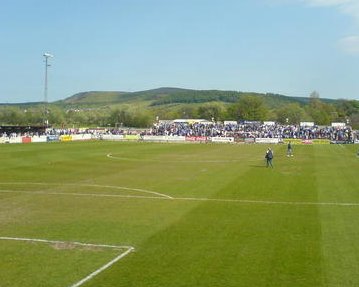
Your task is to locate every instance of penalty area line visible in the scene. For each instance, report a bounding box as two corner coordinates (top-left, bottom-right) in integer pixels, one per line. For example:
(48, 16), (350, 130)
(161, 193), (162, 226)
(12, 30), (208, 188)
(0, 182), (173, 199)
(0, 189), (172, 201)
(1, 189), (359, 207)
(0, 236), (135, 287)
(174, 197), (359, 207)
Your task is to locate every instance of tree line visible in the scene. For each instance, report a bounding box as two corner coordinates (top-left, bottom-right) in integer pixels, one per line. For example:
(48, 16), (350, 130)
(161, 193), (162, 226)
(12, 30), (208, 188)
(1, 91), (358, 129)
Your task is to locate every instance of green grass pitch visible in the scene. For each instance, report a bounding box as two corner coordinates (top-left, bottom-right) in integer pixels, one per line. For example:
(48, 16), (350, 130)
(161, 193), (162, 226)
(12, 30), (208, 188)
(1, 141), (359, 287)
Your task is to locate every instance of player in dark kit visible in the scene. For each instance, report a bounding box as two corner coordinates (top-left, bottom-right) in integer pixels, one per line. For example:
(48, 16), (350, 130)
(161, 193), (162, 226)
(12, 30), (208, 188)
(287, 141), (293, 157)
(265, 148), (273, 168)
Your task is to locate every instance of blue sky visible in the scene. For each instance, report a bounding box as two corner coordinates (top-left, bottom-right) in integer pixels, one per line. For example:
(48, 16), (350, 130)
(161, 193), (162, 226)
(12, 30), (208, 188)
(1, 0), (359, 103)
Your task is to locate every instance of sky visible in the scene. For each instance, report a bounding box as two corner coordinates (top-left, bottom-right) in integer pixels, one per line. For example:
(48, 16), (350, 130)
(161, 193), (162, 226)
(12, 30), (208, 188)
(1, 0), (359, 103)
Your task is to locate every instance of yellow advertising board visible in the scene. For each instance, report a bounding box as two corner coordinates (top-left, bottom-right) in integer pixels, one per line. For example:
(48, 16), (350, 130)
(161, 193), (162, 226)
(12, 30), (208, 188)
(124, 135), (140, 140)
(282, 138), (330, 145)
(60, 135), (73, 142)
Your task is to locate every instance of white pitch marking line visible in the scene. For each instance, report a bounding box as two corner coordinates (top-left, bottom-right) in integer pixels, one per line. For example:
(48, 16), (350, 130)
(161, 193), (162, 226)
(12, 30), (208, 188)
(69, 248), (134, 287)
(0, 189), (171, 201)
(1, 189), (359, 207)
(173, 197), (359, 207)
(107, 153), (241, 163)
(0, 182), (173, 199)
(0, 237), (135, 287)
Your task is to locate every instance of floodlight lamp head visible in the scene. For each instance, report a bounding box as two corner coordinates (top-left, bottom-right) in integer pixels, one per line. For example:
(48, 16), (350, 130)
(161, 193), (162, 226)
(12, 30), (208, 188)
(43, 53), (54, 58)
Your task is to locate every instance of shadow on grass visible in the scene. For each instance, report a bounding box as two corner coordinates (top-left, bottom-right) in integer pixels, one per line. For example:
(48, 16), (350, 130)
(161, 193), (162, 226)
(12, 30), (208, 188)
(249, 165), (268, 168)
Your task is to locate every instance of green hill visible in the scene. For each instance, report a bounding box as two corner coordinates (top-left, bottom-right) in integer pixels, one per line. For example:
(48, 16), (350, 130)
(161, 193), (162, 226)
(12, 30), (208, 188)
(57, 87), (326, 109)
(1, 87), (357, 128)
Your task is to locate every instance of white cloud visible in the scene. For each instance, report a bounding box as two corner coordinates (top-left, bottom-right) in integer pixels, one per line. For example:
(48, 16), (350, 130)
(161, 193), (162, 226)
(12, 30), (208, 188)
(269, 0), (359, 54)
(340, 2), (359, 20)
(302, 0), (352, 7)
(300, 0), (359, 55)
(301, 0), (359, 20)
(339, 35), (359, 54)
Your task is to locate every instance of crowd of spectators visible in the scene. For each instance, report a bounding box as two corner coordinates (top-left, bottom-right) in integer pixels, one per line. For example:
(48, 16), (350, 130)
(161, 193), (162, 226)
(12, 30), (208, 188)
(1, 120), (357, 142)
(148, 120), (357, 142)
(0, 127), (139, 139)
